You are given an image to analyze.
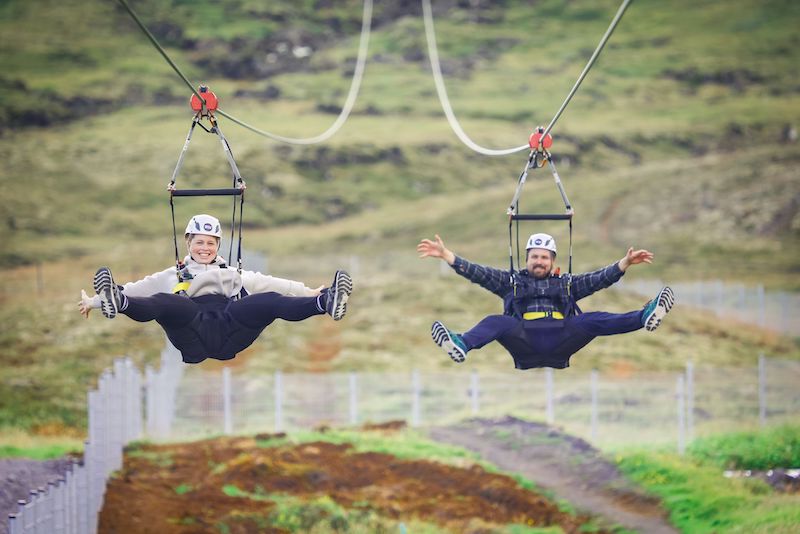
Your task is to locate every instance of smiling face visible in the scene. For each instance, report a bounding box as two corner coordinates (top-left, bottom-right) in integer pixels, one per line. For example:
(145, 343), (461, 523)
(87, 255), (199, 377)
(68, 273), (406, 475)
(526, 248), (555, 279)
(187, 234), (220, 264)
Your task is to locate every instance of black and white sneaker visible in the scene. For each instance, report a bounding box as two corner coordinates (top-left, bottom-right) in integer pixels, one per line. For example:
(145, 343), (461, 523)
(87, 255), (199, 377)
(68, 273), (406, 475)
(94, 267), (122, 319)
(431, 321), (468, 363)
(325, 270), (353, 321)
(642, 286), (675, 332)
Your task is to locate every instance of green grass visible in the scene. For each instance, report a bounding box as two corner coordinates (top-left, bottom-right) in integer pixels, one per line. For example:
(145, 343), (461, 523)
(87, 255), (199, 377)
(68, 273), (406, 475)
(617, 425), (800, 534)
(0, 443), (80, 460)
(687, 424), (800, 470)
(219, 487), (447, 533)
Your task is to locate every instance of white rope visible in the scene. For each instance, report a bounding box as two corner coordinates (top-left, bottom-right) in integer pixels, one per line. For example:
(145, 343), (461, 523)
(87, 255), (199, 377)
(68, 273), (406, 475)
(422, 0), (529, 156)
(217, 0), (373, 144)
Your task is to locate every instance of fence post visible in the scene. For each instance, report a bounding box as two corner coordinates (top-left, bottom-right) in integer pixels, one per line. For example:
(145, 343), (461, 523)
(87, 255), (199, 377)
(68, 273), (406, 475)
(274, 371), (283, 432)
(545, 368), (554, 425)
(349, 372), (358, 425)
(685, 361), (694, 442)
(757, 284), (766, 328)
(223, 367), (232, 435)
(590, 369), (598, 442)
(52, 480), (63, 534)
(411, 370), (421, 427)
(676, 375), (686, 455)
(470, 370), (480, 415)
(758, 353), (766, 427)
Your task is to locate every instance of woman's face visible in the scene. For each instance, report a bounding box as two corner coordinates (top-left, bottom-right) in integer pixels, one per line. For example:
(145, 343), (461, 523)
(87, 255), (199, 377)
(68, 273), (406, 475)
(188, 234), (219, 264)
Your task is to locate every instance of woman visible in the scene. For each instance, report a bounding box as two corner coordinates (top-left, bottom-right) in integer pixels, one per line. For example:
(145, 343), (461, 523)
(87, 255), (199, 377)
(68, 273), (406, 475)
(78, 214), (353, 364)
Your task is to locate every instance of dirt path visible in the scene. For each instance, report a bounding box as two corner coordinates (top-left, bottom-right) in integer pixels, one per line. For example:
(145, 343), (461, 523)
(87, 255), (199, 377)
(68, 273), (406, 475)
(429, 416), (678, 534)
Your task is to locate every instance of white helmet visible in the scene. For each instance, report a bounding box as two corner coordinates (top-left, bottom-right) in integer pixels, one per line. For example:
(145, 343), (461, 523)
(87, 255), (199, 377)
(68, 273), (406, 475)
(526, 233), (557, 255)
(185, 214), (222, 238)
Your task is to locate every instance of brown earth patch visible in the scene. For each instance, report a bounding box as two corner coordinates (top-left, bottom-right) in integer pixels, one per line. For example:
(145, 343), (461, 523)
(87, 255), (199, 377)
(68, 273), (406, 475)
(99, 434), (604, 534)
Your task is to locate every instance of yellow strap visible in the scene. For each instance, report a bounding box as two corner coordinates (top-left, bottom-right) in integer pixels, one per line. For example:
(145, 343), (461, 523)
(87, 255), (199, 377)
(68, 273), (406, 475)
(172, 281), (191, 294)
(523, 311), (564, 320)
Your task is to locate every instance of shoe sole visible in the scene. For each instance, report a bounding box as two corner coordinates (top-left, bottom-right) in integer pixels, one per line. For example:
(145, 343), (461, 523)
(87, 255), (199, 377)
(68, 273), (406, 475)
(329, 270), (353, 321)
(644, 286), (675, 332)
(431, 321), (466, 363)
(93, 267), (118, 319)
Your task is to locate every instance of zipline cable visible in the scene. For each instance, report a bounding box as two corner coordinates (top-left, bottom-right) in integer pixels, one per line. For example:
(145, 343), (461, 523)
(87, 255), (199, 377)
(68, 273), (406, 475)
(216, 0), (373, 144)
(422, 0), (528, 156)
(117, 0), (373, 145)
(116, 0), (204, 103)
(423, 0), (633, 154)
(541, 0), (632, 139)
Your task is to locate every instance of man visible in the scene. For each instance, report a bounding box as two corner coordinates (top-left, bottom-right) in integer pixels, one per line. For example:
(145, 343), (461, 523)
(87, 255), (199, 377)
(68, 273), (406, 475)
(417, 233), (674, 370)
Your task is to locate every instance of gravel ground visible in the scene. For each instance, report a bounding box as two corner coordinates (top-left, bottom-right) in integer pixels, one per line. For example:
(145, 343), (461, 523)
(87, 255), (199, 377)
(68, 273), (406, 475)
(0, 458), (74, 534)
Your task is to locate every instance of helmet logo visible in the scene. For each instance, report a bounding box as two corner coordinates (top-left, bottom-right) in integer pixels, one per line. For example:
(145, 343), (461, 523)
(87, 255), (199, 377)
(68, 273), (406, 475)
(203, 223), (212, 231)
(534, 239), (542, 245)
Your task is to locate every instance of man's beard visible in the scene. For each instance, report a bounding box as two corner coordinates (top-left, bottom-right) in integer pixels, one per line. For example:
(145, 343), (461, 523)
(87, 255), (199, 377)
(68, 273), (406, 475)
(530, 265), (551, 279)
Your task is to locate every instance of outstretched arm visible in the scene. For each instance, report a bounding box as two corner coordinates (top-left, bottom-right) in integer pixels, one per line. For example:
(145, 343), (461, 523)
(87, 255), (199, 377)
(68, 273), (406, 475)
(418, 234), (511, 298)
(572, 247), (654, 301)
(417, 234), (456, 265)
(617, 247), (654, 272)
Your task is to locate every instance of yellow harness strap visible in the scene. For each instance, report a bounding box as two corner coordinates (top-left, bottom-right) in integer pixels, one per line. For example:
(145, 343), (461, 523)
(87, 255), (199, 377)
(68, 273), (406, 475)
(172, 281), (191, 294)
(523, 311), (564, 321)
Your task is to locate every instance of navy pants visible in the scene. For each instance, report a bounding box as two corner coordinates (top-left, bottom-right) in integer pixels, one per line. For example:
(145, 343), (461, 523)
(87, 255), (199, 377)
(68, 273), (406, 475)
(461, 310), (644, 370)
(122, 292), (324, 364)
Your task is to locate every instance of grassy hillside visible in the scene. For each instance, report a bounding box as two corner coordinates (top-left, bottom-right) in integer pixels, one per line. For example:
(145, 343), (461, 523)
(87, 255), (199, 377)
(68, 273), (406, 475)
(1, 0), (799, 435)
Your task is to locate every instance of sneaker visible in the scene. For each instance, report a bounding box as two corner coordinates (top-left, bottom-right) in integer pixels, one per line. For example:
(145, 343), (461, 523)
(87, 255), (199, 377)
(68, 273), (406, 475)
(431, 321), (468, 363)
(325, 270), (353, 321)
(94, 267), (122, 319)
(642, 286), (675, 332)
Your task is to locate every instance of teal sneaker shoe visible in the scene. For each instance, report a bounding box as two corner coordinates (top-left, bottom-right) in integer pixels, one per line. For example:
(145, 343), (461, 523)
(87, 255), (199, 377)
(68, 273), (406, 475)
(431, 321), (468, 363)
(642, 286), (675, 332)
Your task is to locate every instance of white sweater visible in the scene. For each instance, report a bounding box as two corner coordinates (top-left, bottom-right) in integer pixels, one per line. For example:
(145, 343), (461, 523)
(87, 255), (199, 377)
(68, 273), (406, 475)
(90, 255), (315, 307)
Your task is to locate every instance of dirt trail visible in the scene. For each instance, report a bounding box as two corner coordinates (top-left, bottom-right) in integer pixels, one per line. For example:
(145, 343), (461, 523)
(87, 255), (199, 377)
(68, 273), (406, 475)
(429, 416), (678, 534)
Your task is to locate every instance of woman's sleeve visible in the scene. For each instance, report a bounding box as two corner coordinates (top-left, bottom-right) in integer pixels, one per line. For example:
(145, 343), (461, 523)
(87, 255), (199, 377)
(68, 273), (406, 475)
(241, 270), (316, 297)
(120, 268), (176, 297)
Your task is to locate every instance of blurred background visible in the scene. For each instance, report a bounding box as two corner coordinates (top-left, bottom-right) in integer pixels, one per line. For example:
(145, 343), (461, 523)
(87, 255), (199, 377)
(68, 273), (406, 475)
(1, 0), (799, 531)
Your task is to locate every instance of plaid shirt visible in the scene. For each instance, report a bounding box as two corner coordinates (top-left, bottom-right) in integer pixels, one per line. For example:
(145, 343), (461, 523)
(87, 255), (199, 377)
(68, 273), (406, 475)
(451, 256), (624, 318)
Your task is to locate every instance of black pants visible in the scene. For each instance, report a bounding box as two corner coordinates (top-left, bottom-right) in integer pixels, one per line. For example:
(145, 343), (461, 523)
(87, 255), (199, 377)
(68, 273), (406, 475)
(461, 310), (644, 370)
(122, 292), (324, 364)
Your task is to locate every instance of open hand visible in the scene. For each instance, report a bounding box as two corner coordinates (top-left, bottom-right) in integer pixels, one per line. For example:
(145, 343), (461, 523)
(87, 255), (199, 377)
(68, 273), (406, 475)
(417, 234), (447, 259)
(78, 289), (93, 318)
(626, 247), (654, 265)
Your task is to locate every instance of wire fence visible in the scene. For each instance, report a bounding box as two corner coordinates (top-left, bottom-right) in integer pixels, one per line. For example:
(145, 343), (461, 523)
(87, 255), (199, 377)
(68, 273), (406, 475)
(7, 359), (142, 534)
(161, 354), (800, 452)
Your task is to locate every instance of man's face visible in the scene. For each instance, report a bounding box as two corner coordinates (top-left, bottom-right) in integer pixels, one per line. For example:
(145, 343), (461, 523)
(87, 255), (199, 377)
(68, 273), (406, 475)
(526, 248), (554, 279)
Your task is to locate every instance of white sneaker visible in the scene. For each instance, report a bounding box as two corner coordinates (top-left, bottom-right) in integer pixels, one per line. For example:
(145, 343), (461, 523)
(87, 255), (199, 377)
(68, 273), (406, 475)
(94, 267), (121, 319)
(325, 270), (353, 321)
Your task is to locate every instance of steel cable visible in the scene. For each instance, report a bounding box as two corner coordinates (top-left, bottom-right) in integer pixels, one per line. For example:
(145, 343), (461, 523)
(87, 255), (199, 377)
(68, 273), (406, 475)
(117, 0), (373, 145)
